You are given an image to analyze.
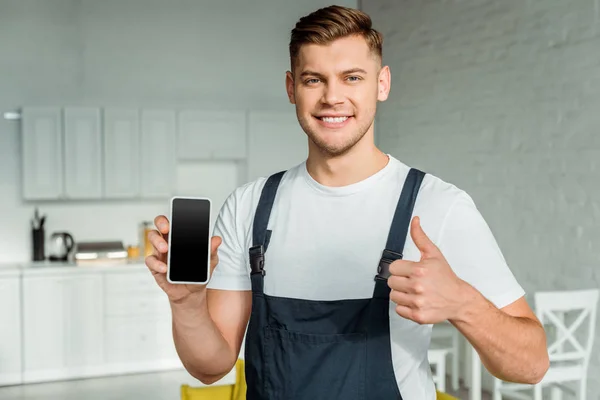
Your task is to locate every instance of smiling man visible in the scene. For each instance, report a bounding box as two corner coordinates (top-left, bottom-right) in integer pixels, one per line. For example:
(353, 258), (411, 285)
(145, 5), (549, 400)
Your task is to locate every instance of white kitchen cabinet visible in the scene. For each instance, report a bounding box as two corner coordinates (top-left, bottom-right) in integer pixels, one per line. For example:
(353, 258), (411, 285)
(247, 110), (308, 182)
(140, 110), (177, 198)
(103, 270), (178, 371)
(22, 273), (104, 383)
(21, 107), (64, 200)
(177, 110), (246, 160)
(22, 276), (65, 381)
(63, 107), (103, 199)
(0, 277), (22, 386)
(62, 275), (105, 372)
(103, 109), (140, 198)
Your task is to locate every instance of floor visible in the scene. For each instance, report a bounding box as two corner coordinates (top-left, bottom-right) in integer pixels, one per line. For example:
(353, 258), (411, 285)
(0, 370), (491, 400)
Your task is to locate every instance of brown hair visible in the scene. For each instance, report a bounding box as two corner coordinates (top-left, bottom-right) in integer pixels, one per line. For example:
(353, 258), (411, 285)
(289, 5), (383, 71)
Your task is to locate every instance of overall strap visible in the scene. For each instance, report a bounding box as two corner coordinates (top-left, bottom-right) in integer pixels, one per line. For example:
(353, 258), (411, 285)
(374, 168), (426, 291)
(249, 171), (286, 282)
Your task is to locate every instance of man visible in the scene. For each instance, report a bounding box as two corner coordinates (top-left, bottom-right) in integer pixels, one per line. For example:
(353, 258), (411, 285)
(145, 5), (549, 399)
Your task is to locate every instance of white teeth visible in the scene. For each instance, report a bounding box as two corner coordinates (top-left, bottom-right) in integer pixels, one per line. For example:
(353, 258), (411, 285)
(321, 116), (348, 123)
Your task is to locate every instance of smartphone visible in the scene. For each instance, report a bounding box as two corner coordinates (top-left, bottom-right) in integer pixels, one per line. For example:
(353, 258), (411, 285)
(167, 196), (212, 285)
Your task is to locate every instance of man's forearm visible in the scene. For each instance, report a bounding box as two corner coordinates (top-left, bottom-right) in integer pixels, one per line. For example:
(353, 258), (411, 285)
(450, 285), (549, 384)
(170, 293), (236, 384)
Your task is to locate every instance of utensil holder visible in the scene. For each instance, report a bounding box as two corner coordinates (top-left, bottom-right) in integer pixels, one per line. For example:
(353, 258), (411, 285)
(32, 227), (45, 261)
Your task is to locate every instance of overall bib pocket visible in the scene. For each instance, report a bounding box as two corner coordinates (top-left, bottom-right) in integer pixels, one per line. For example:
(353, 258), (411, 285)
(263, 326), (367, 400)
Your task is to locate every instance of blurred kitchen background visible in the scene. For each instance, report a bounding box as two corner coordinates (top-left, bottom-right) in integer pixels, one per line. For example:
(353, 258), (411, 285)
(0, 0), (599, 399)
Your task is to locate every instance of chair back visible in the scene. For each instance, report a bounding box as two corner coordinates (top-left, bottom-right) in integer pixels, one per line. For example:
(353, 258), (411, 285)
(534, 289), (599, 366)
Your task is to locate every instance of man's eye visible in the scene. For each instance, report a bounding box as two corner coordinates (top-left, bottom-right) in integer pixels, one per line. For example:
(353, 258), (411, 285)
(347, 76), (361, 82)
(305, 78), (320, 84)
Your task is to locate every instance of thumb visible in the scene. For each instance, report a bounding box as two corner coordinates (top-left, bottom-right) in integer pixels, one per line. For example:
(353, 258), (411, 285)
(209, 236), (223, 274)
(410, 216), (439, 259)
(211, 235), (222, 253)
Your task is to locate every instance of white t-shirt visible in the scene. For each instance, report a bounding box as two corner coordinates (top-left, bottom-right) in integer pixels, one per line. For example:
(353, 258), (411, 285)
(208, 155), (525, 400)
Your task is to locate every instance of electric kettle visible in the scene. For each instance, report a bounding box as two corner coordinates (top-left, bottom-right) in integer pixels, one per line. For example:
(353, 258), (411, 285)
(48, 232), (75, 261)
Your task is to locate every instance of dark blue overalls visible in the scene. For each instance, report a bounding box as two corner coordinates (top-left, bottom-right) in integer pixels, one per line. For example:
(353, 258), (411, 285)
(244, 168), (426, 400)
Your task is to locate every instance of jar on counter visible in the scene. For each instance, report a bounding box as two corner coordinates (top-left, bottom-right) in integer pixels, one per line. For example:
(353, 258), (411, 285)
(140, 221), (155, 258)
(127, 245), (141, 259)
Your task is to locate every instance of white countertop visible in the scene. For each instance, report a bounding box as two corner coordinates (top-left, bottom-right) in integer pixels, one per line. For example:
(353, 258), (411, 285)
(0, 258), (148, 277)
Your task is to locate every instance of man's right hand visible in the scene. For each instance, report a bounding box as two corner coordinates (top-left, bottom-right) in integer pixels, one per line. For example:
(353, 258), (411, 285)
(145, 215), (222, 304)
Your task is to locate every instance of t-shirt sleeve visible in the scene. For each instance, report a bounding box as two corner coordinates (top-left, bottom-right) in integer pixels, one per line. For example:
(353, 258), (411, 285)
(437, 191), (525, 309)
(206, 189), (252, 291)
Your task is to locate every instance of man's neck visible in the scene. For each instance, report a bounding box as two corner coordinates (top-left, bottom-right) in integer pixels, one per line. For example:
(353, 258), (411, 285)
(305, 141), (390, 188)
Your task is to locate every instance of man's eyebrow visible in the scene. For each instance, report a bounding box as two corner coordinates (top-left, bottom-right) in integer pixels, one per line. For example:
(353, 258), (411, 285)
(298, 68), (368, 78)
(299, 70), (325, 79)
(340, 68), (368, 75)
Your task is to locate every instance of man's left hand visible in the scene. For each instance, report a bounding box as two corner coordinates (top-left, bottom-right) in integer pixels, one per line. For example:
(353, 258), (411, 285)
(388, 216), (472, 324)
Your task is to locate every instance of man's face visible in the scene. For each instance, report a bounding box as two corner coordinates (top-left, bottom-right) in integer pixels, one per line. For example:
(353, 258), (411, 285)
(286, 35), (390, 157)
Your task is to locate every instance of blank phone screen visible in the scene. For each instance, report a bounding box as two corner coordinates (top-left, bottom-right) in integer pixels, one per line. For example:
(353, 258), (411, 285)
(168, 198), (211, 283)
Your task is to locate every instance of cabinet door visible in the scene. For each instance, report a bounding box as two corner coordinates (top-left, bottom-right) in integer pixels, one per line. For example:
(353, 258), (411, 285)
(62, 275), (104, 369)
(140, 110), (176, 198)
(104, 271), (177, 367)
(177, 110), (246, 160)
(247, 111), (308, 182)
(103, 109), (140, 198)
(21, 107), (63, 200)
(0, 278), (22, 386)
(22, 274), (104, 382)
(22, 276), (66, 380)
(64, 107), (103, 199)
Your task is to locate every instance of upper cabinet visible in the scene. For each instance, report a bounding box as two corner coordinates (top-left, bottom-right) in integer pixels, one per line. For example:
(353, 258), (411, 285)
(20, 107), (179, 201)
(21, 107), (64, 200)
(63, 108), (103, 199)
(140, 110), (177, 199)
(103, 109), (140, 198)
(177, 110), (246, 160)
(19, 106), (303, 200)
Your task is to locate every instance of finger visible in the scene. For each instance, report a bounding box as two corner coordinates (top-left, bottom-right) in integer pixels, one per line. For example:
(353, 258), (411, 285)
(395, 305), (426, 324)
(154, 215), (170, 235)
(145, 254), (167, 274)
(389, 289), (412, 307)
(388, 259), (418, 277)
(387, 275), (411, 292)
(210, 236), (222, 273)
(148, 230), (168, 253)
(390, 290), (425, 309)
(210, 236), (222, 255)
(388, 275), (425, 294)
(395, 304), (414, 320)
(410, 216), (439, 259)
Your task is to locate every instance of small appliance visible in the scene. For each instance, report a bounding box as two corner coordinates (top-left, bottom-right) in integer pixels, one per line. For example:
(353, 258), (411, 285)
(48, 232), (75, 261)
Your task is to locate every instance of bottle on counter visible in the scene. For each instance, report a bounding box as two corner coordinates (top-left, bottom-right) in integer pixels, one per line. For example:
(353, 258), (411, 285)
(140, 221), (155, 258)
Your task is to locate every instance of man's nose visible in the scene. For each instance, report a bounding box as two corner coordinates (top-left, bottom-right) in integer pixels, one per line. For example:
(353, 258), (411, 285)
(321, 81), (345, 106)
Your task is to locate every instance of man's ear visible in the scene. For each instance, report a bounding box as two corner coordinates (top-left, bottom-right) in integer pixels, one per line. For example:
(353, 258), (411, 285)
(377, 65), (391, 102)
(285, 71), (296, 104)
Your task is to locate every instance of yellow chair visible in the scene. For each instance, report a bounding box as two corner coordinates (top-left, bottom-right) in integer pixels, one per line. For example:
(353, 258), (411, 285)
(181, 359), (246, 400)
(181, 359), (457, 400)
(436, 390), (459, 400)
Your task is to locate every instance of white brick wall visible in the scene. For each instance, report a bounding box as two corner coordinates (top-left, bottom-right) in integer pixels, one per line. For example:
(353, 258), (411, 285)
(364, 0), (600, 397)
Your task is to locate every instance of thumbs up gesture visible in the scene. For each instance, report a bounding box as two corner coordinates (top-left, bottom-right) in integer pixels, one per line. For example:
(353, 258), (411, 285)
(388, 216), (470, 324)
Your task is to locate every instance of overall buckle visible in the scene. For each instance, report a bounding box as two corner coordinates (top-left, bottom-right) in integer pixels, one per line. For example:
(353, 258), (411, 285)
(375, 249), (403, 281)
(249, 245), (265, 276)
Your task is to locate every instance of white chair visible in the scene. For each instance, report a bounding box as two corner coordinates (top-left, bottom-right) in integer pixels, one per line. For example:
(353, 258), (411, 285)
(431, 321), (461, 391)
(493, 288), (599, 400)
(429, 348), (451, 392)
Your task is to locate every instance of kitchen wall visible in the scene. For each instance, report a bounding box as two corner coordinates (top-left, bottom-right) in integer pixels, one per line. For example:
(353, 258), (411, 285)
(363, 0), (600, 396)
(0, 0), (356, 263)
